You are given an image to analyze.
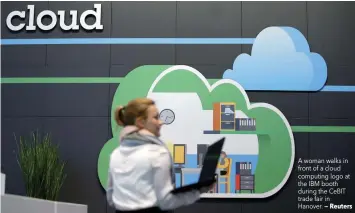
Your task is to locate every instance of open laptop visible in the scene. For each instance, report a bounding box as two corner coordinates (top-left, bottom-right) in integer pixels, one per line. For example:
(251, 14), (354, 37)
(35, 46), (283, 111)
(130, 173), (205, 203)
(171, 137), (225, 194)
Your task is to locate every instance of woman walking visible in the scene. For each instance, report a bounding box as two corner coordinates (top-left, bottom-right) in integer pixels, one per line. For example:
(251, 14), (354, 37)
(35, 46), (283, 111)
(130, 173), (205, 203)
(106, 98), (214, 213)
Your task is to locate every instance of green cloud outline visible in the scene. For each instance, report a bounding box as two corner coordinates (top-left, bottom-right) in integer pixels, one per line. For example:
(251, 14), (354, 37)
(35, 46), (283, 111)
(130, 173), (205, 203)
(97, 65), (295, 199)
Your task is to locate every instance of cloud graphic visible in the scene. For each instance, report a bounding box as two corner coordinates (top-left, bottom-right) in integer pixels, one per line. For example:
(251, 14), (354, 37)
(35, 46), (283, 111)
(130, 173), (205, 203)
(98, 65), (295, 199)
(223, 26), (327, 91)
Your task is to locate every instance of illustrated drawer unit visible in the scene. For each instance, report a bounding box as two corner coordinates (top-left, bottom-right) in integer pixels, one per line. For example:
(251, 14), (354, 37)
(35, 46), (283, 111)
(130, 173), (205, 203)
(235, 175), (255, 191)
(239, 175), (255, 191)
(221, 121), (235, 130)
(213, 102), (236, 131)
(221, 113), (234, 121)
(241, 175), (254, 181)
(241, 180), (254, 185)
(241, 184), (254, 190)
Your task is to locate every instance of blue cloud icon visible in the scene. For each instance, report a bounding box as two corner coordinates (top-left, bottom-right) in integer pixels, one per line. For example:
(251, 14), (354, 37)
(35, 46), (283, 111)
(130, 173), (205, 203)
(223, 26), (327, 91)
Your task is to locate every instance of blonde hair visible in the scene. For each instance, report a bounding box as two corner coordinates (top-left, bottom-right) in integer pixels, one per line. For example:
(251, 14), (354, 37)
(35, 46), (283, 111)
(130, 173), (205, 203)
(114, 98), (155, 126)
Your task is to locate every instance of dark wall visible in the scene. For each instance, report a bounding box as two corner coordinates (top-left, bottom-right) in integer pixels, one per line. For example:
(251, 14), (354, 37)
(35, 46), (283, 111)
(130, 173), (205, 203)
(1, 1), (355, 213)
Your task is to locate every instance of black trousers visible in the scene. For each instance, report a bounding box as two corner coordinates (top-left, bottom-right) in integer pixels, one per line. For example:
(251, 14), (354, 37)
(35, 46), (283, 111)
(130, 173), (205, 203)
(115, 206), (172, 213)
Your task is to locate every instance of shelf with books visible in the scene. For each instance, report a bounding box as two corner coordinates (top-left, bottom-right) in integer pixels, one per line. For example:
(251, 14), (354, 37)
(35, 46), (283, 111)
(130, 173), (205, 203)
(203, 130), (267, 135)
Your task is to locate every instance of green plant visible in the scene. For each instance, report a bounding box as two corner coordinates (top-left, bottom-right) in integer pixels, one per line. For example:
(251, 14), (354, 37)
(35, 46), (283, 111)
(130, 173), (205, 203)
(15, 130), (67, 201)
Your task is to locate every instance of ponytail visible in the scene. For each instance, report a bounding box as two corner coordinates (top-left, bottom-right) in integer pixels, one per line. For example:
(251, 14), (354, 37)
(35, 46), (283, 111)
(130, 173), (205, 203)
(115, 106), (126, 126)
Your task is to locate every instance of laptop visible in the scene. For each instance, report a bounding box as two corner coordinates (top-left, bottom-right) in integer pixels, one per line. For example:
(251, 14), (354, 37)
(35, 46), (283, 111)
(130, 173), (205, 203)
(171, 137), (225, 194)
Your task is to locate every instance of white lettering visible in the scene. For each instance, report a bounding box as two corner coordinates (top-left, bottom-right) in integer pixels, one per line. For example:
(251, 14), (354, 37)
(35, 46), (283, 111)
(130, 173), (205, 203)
(6, 11), (25, 31)
(37, 10), (57, 31)
(26, 5), (36, 30)
(80, 4), (103, 30)
(6, 4), (103, 31)
(330, 203), (352, 209)
(58, 10), (79, 31)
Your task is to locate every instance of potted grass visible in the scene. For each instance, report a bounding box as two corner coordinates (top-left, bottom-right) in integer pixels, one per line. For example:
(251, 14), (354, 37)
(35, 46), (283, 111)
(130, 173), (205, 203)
(15, 130), (67, 201)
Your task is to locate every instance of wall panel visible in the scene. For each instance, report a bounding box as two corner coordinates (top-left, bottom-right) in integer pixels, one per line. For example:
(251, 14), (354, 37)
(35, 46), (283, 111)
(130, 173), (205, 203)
(1, 2), (354, 213)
